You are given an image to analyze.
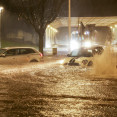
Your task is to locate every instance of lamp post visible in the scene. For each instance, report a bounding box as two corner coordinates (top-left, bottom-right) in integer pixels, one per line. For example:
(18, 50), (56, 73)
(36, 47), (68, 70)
(68, 0), (71, 51)
(0, 7), (4, 48)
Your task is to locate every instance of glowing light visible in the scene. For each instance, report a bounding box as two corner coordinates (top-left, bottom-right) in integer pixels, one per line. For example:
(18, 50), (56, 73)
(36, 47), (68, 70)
(0, 7), (3, 12)
(59, 59), (65, 64)
(83, 41), (92, 48)
(115, 25), (117, 28)
(72, 31), (78, 35)
(70, 40), (81, 51)
(47, 25), (50, 28)
(110, 26), (113, 29)
(45, 42), (51, 48)
(84, 31), (90, 35)
(47, 25), (58, 32)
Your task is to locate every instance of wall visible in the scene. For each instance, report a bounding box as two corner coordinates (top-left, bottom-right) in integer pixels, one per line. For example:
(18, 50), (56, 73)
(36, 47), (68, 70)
(1, 11), (39, 45)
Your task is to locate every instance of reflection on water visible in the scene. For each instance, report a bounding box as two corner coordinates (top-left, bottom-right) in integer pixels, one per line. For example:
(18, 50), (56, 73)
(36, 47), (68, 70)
(0, 61), (116, 116)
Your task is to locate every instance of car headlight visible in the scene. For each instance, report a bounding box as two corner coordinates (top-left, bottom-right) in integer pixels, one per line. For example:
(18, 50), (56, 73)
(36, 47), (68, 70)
(83, 41), (92, 48)
(59, 59), (65, 64)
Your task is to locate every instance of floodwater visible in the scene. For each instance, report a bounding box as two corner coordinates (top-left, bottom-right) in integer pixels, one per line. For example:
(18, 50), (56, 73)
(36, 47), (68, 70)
(0, 55), (117, 117)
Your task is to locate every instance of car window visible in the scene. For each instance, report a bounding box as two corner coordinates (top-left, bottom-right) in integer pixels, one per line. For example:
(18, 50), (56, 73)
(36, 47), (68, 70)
(0, 49), (7, 54)
(5, 49), (18, 56)
(70, 50), (79, 57)
(81, 51), (93, 57)
(70, 49), (93, 57)
(19, 48), (36, 55)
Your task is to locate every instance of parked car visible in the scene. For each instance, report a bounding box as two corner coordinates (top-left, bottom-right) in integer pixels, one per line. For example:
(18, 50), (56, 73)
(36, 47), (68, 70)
(0, 47), (43, 64)
(60, 46), (104, 66)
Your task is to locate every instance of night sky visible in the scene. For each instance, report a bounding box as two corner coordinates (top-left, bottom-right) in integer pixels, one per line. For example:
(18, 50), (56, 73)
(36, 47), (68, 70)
(1, 0), (117, 17)
(60, 0), (117, 17)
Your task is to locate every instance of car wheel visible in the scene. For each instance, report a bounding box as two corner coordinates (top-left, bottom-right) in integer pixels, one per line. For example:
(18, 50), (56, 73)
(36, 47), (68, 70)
(82, 60), (88, 65)
(88, 61), (93, 66)
(69, 58), (75, 63)
(30, 59), (38, 62)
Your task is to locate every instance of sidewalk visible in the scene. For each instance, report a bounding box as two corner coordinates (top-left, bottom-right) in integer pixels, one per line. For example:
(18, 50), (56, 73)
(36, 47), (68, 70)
(44, 48), (69, 56)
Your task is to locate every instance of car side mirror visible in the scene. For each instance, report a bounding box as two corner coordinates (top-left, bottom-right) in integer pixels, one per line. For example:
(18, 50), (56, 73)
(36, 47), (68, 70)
(0, 54), (6, 57)
(67, 54), (70, 57)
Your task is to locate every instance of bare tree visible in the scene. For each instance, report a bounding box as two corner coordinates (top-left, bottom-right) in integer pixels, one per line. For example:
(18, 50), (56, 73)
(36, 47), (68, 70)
(1, 0), (65, 54)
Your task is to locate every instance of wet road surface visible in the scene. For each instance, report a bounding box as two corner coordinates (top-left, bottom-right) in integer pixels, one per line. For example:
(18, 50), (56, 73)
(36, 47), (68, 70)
(0, 59), (117, 117)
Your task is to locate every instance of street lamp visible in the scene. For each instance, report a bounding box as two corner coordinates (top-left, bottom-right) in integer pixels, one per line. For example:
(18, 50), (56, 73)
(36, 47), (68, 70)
(0, 6), (4, 48)
(0, 7), (3, 11)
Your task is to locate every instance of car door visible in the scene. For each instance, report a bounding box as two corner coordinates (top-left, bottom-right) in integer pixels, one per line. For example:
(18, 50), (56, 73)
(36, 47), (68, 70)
(0, 49), (18, 64)
(25, 48), (40, 62)
(12, 48), (39, 63)
(14, 48), (30, 63)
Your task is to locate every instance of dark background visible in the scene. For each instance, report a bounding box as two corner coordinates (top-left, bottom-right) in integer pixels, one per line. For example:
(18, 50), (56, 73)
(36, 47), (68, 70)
(60, 0), (117, 17)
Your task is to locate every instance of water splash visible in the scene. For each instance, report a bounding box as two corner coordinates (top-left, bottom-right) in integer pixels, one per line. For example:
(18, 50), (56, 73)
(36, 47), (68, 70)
(93, 43), (117, 76)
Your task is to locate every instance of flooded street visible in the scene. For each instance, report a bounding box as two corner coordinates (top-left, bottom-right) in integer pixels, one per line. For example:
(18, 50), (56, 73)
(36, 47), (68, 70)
(1, 0), (117, 116)
(0, 58), (117, 117)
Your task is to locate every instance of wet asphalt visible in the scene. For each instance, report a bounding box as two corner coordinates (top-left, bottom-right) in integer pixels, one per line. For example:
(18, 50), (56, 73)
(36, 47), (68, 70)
(0, 59), (116, 117)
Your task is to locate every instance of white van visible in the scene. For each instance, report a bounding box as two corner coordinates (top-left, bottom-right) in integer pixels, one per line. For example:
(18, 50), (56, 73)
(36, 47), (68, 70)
(0, 47), (43, 64)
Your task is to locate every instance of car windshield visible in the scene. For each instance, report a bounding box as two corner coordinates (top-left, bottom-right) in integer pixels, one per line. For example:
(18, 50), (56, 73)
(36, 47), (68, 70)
(70, 49), (93, 57)
(0, 49), (7, 54)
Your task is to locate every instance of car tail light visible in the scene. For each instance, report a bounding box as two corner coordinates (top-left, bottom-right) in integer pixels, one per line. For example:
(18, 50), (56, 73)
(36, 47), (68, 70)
(39, 53), (43, 57)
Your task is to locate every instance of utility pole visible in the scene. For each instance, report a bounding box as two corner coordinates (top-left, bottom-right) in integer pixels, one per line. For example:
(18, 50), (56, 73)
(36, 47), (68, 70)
(78, 18), (80, 41)
(68, 0), (71, 51)
(0, 7), (4, 48)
